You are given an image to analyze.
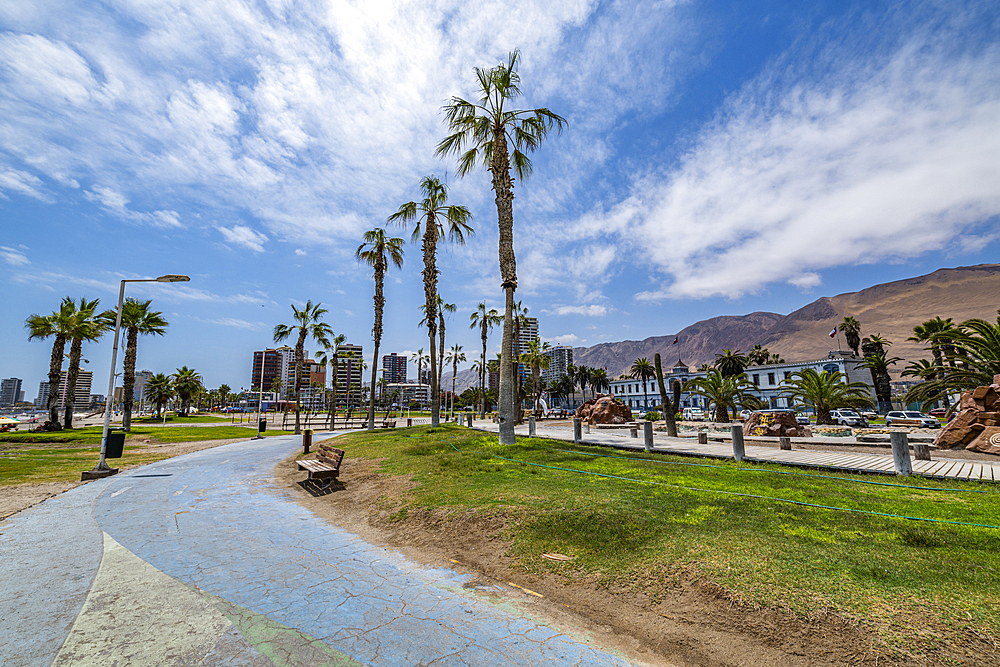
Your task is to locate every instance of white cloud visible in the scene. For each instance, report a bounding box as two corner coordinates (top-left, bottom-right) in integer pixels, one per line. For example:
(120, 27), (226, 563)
(84, 185), (182, 228)
(219, 225), (268, 253)
(622, 17), (1000, 298)
(543, 333), (579, 345)
(0, 246), (29, 265)
(544, 304), (607, 317)
(0, 167), (50, 201)
(209, 318), (264, 330)
(295, 249), (307, 256)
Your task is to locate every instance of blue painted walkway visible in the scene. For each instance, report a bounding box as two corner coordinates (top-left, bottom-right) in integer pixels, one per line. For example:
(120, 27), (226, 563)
(0, 434), (646, 667)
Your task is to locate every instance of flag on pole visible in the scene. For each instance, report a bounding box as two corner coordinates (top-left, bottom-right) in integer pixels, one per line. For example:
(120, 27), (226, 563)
(672, 337), (679, 345)
(828, 327), (837, 338)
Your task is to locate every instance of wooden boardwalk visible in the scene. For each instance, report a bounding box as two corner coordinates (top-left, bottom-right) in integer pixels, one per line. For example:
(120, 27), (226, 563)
(468, 421), (1000, 483)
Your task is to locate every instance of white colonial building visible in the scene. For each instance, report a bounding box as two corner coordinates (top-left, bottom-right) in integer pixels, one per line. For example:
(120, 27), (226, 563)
(608, 352), (874, 414)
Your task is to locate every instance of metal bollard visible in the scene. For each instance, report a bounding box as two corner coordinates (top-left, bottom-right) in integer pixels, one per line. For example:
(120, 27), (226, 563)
(890, 431), (913, 475)
(573, 418), (582, 443)
(303, 429), (312, 454)
(731, 424), (745, 462)
(697, 432), (708, 445)
(779, 436), (791, 450)
(644, 421), (654, 451)
(630, 428), (638, 438)
(466, 413), (473, 428)
(528, 415), (536, 436)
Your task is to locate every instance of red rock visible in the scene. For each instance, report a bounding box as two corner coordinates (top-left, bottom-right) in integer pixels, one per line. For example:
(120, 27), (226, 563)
(933, 408), (982, 449)
(742, 411), (811, 438)
(966, 426), (1000, 455)
(575, 394), (633, 424)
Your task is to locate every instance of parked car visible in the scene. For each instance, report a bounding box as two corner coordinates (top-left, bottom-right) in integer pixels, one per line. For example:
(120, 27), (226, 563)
(795, 413), (811, 425)
(830, 409), (868, 428)
(885, 411), (941, 428)
(928, 407), (948, 417)
(739, 408), (753, 420)
(682, 407), (705, 421)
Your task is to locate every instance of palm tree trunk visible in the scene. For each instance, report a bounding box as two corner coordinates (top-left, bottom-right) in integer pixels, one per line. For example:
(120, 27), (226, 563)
(480, 329), (487, 418)
(330, 354), (338, 429)
(499, 287), (516, 444)
(367, 261), (385, 431)
(122, 327), (138, 431)
(47, 335), (66, 427)
(451, 356), (458, 420)
(64, 337), (83, 429)
(294, 331), (306, 434)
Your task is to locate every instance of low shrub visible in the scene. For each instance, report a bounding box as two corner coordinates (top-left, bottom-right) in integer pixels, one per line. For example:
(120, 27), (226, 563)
(643, 410), (661, 421)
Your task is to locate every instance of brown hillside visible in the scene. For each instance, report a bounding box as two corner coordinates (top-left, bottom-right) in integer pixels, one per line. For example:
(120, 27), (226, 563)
(573, 264), (1000, 379)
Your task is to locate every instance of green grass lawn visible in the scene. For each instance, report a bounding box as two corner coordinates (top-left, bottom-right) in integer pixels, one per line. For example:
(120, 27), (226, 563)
(0, 425), (296, 486)
(332, 424), (1000, 654)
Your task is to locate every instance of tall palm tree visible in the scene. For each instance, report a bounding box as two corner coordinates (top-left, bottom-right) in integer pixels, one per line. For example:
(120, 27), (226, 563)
(446, 344), (466, 419)
(357, 228), (405, 430)
(746, 345), (770, 367)
(859, 352), (902, 412)
(63, 297), (113, 428)
(518, 339), (551, 412)
(145, 373), (174, 417)
(273, 301), (333, 434)
(905, 310), (1000, 410)
(654, 353), (680, 437)
(840, 316), (862, 356)
(438, 50), (566, 445)
(714, 349), (749, 378)
(628, 357), (656, 411)
(316, 333), (347, 428)
(908, 317), (956, 406)
(172, 366), (203, 416)
(469, 303), (501, 417)
(575, 365), (593, 401)
(684, 369), (757, 423)
(217, 384), (231, 412)
(411, 348), (428, 396)
(389, 176), (473, 427)
(119, 298), (169, 430)
(779, 368), (874, 425)
(25, 298), (76, 427)
(590, 368), (610, 396)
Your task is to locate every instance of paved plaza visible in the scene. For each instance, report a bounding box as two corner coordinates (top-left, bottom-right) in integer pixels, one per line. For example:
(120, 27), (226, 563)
(0, 433), (644, 667)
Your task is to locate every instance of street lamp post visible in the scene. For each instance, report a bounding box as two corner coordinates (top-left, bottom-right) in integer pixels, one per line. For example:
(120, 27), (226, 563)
(83, 274), (190, 480)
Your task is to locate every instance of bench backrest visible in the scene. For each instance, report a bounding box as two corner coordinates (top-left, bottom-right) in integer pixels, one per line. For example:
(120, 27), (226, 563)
(317, 445), (345, 468)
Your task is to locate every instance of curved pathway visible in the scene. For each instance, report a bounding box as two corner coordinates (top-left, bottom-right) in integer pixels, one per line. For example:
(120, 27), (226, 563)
(0, 434), (644, 667)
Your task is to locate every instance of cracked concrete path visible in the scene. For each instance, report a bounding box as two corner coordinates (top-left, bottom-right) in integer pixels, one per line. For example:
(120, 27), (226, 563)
(0, 433), (644, 666)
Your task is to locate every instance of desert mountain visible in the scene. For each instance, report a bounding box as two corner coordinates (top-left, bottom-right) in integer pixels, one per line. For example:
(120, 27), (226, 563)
(573, 264), (1000, 379)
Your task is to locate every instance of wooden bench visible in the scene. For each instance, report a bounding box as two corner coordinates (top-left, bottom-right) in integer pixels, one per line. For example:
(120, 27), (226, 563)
(297, 444), (345, 482)
(381, 418), (397, 428)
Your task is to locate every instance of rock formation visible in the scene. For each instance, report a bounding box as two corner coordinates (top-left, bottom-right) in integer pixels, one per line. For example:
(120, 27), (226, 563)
(742, 411), (812, 438)
(575, 394), (633, 425)
(933, 375), (1000, 454)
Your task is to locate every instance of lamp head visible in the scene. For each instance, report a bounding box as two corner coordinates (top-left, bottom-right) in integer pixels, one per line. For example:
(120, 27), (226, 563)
(156, 274), (190, 283)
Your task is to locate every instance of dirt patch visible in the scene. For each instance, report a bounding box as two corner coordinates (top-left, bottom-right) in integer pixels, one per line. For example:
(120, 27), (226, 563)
(273, 446), (995, 667)
(0, 437), (249, 521)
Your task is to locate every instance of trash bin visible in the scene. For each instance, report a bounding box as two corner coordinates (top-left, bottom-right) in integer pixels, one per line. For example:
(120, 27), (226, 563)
(258, 418), (267, 433)
(105, 429), (126, 459)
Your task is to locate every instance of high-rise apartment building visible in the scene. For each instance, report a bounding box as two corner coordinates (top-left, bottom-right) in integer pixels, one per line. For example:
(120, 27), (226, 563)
(251, 346), (297, 399)
(57, 370), (93, 411)
(336, 343), (364, 405)
(517, 317), (539, 355)
(382, 353), (407, 384)
(541, 345), (574, 383)
(0, 378), (22, 407)
(35, 381), (50, 409)
(134, 370), (153, 402)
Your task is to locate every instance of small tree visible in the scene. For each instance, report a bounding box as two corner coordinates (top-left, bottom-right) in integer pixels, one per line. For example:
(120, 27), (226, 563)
(779, 368), (874, 424)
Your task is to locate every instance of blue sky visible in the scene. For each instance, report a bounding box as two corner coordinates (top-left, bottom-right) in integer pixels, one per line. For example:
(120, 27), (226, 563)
(2, 0), (999, 397)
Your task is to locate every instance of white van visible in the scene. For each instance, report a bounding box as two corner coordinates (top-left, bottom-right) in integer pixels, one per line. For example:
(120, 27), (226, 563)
(682, 407), (705, 421)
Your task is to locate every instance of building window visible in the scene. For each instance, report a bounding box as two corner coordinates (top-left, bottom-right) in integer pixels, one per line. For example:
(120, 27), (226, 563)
(768, 372), (775, 385)
(752, 374), (759, 386)
(784, 371), (791, 380)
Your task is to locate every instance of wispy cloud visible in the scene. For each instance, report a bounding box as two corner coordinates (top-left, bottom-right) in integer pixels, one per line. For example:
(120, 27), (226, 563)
(0, 246), (29, 265)
(543, 333), (579, 345)
(543, 304), (608, 317)
(624, 9), (1000, 299)
(220, 225), (268, 253)
(85, 185), (182, 228)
